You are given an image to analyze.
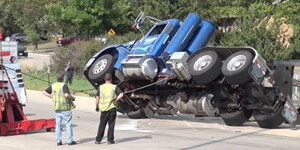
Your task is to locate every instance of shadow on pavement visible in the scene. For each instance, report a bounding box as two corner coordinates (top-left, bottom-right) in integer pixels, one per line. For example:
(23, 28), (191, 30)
(77, 135), (152, 144)
(77, 137), (95, 144)
(118, 114), (298, 129)
(179, 130), (265, 150)
(116, 135), (152, 144)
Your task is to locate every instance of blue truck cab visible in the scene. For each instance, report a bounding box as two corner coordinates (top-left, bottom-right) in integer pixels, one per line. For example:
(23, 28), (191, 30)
(120, 13), (215, 81)
(129, 19), (180, 57)
(84, 13), (215, 84)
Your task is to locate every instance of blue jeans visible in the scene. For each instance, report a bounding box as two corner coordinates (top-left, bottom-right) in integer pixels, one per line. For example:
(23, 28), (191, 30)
(55, 110), (74, 143)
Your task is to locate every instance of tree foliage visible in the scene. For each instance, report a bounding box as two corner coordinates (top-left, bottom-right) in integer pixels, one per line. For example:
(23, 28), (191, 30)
(220, 16), (293, 63)
(0, 0), (56, 50)
(0, 0), (21, 37)
(47, 0), (104, 36)
(218, 2), (297, 62)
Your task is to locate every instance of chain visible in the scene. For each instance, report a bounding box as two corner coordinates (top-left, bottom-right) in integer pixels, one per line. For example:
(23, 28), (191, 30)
(3, 65), (96, 95)
(3, 65), (176, 96)
(294, 93), (300, 100)
(123, 76), (176, 94)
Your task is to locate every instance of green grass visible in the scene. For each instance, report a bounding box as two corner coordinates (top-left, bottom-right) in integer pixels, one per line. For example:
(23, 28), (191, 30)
(23, 71), (96, 96)
(26, 41), (57, 52)
(68, 76), (97, 96)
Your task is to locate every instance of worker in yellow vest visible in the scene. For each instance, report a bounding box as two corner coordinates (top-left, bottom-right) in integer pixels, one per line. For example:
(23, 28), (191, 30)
(95, 73), (124, 144)
(43, 73), (77, 146)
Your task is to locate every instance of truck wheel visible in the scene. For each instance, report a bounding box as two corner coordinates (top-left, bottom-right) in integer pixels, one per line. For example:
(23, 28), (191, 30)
(88, 54), (115, 82)
(46, 128), (53, 132)
(221, 50), (253, 85)
(188, 51), (222, 84)
(253, 104), (285, 128)
(219, 108), (252, 126)
(127, 109), (146, 119)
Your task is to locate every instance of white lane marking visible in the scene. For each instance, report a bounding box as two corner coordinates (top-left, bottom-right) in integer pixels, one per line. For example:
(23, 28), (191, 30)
(185, 122), (201, 132)
(29, 53), (51, 58)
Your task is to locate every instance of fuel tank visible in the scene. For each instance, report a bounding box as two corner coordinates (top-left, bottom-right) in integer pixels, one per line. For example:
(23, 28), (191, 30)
(121, 54), (158, 80)
(186, 20), (215, 54)
(163, 13), (202, 56)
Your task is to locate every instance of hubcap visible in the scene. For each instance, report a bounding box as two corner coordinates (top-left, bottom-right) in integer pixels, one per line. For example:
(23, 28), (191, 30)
(193, 55), (212, 71)
(93, 59), (108, 74)
(227, 55), (247, 71)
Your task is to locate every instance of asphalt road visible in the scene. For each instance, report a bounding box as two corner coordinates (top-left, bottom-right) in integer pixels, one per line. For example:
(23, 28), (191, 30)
(0, 90), (299, 150)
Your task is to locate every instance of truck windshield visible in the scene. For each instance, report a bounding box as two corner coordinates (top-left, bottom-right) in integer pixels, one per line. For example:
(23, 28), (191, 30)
(148, 24), (166, 36)
(129, 23), (167, 53)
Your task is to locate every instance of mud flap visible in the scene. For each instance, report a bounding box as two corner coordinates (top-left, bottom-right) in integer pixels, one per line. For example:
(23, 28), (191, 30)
(281, 97), (297, 125)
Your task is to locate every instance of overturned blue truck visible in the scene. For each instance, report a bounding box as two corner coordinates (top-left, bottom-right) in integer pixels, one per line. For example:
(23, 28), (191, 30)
(84, 13), (297, 128)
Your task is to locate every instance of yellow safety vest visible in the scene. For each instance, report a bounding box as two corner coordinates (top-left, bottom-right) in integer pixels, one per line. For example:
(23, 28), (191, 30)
(99, 83), (117, 112)
(52, 82), (74, 111)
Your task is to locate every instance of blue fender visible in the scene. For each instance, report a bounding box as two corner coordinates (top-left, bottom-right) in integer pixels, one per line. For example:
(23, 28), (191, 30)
(113, 46), (129, 71)
(84, 44), (129, 72)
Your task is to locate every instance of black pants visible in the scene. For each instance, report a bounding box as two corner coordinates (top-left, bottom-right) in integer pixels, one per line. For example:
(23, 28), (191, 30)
(96, 109), (117, 142)
(65, 76), (73, 85)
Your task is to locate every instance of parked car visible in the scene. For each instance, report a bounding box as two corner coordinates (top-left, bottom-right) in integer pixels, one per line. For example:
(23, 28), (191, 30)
(17, 43), (28, 57)
(11, 33), (28, 43)
(56, 36), (79, 46)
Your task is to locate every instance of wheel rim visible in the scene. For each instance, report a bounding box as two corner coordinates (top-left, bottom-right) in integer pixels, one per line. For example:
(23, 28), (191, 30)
(93, 59), (108, 74)
(227, 55), (247, 71)
(193, 55), (212, 71)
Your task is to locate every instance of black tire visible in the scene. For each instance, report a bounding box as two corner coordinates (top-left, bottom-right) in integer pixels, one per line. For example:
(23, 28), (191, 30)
(253, 104), (285, 128)
(46, 128), (52, 132)
(187, 51), (222, 84)
(219, 108), (253, 126)
(221, 50), (253, 85)
(88, 54), (115, 82)
(127, 109), (146, 119)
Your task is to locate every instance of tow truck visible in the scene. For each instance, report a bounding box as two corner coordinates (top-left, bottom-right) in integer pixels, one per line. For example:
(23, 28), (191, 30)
(84, 13), (298, 128)
(0, 41), (55, 135)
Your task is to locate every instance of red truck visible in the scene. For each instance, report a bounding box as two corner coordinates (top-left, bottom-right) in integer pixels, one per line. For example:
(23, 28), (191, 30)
(56, 36), (79, 46)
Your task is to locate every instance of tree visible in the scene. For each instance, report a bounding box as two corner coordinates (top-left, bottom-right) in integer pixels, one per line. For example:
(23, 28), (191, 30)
(290, 27), (300, 59)
(47, 0), (103, 37)
(11, 0), (56, 51)
(219, 3), (294, 63)
(0, 0), (22, 37)
(46, 0), (177, 36)
(47, 0), (131, 37)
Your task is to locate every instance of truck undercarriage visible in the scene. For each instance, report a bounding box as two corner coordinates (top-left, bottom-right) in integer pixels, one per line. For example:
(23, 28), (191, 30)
(87, 47), (297, 128)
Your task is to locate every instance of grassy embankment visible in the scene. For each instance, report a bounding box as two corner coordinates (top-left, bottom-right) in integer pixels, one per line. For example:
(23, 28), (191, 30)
(23, 41), (96, 96)
(22, 71), (96, 97)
